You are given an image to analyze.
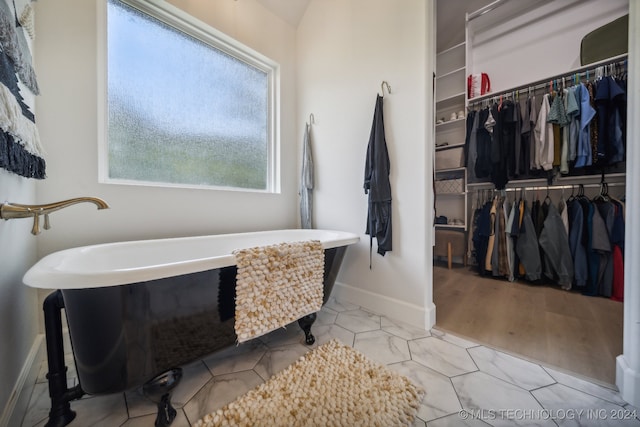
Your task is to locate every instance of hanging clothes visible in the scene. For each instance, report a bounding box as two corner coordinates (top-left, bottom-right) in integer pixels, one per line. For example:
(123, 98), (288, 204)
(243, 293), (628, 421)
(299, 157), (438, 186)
(547, 90), (570, 173)
(465, 59), (627, 184)
(485, 196), (498, 272)
(496, 198), (510, 277)
(539, 202), (574, 289)
(528, 95), (538, 173)
(574, 83), (596, 168)
(588, 202), (611, 296)
(505, 199), (517, 281)
(568, 197), (588, 289)
(578, 197), (598, 295)
(364, 95), (392, 265)
(518, 96), (534, 177)
(586, 82), (599, 166)
(463, 59), (628, 295)
(300, 123), (314, 229)
(557, 195), (568, 234)
(473, 199), (492, 275)
(490, 100), (515, 189)
(467, 193), (480, 262)
(512, 100), (522, 179)
(566, 86), (580, 164)
(594, 76), (626, 164)
(534, 93), (554, 171)
(465, 110), (479, 182)
(611, 198), (625, 301)
(515, 200), (542, 281)
(475, 107), (492, 179)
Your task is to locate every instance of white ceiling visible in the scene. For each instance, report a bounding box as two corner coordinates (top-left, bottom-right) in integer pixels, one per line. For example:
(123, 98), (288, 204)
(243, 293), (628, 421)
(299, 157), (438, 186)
(436, 0), (493, 51)
(254, 0), (311, 27)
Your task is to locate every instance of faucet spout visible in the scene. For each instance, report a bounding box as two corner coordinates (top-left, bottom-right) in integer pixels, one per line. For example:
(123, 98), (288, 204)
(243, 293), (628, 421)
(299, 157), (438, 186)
(0, 197), (110, 235)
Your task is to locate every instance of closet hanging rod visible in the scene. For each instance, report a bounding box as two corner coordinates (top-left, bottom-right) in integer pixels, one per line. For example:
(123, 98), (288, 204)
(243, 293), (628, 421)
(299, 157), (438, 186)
(467, 172), (626, 188)
(473, 182), (625, 193)
(468, 53), (628, 105)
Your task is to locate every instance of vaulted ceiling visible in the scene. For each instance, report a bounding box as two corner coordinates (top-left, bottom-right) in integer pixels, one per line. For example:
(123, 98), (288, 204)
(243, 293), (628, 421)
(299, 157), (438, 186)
(254, 0), (311, 27)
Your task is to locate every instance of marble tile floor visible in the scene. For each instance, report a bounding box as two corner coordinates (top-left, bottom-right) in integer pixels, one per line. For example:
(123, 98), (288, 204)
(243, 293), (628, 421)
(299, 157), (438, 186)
(21, 298), (640, 427)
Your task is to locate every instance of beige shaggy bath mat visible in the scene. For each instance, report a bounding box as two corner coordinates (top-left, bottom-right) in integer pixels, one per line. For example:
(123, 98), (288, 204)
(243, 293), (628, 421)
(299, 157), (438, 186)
(194, 339), (424, 427)
(233, 240), (324, 343)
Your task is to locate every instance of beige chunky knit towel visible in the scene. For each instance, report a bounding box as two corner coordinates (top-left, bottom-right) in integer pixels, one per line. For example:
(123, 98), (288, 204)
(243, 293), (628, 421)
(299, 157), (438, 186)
(233, 240), (324, 343)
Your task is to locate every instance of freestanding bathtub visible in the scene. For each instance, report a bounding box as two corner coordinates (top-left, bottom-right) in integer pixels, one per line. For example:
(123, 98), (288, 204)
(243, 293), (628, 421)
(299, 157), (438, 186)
(24, 229), (359, 427)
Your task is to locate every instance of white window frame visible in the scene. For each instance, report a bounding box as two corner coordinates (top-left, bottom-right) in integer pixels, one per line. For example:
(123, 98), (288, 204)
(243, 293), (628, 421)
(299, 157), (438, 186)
(97, 0), (281, 193)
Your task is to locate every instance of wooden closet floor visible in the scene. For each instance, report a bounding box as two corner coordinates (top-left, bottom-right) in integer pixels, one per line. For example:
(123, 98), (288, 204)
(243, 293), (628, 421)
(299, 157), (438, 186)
(433, 263), (623, 386)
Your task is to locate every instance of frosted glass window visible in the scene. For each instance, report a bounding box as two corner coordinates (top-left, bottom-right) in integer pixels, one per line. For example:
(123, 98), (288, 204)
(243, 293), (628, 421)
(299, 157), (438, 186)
(105, 0), (276, 191)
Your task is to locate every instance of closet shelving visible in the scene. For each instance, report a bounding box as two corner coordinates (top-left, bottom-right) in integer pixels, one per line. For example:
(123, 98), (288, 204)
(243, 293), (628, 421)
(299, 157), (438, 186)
(462, 0), (628, 227)
(461, 0), (628, 300)
(434, 167), (467, 231)
(435, 41), (466, 104)
(435, 41), (466, 131)
(435, 40), (468, 232)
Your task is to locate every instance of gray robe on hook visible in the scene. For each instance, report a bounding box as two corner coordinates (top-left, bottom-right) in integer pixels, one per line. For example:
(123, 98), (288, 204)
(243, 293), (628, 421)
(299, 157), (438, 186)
(364, 95), (392, 265)
(300, 123), (314, 229)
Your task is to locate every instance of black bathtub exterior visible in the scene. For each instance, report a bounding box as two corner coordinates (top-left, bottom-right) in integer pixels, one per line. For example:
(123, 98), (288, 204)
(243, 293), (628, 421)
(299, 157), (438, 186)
(60, 246), (347, 396)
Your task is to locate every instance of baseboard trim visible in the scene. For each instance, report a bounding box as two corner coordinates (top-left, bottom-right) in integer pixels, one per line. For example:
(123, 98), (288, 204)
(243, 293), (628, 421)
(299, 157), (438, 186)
(332, 281), (435, 330)
(0, 334), (45, 427)
(616, 354), (640, 407)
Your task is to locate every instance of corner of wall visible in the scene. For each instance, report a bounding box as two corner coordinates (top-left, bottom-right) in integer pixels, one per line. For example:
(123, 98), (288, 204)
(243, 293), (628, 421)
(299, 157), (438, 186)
(0, 334), (45, 427)
(333, 281), (435, 329)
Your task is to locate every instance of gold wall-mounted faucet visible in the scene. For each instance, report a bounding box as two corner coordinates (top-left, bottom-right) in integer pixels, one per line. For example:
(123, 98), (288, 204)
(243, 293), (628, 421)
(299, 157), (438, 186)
(0, 197), (110, 235)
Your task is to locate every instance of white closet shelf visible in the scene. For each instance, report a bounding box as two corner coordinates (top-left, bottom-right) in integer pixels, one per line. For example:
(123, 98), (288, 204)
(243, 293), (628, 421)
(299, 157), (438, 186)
(436, 66), (466, 80)
(435, 192), (467, 197)
(436, 117), (466, 129)
(436, 92), (465, 108)
(437, 41), (466, 56)
(435, 142), (465, 151)
(435, 224), (466, 230)
(435, 167), (467, 174)
(467, 53), (628, 105)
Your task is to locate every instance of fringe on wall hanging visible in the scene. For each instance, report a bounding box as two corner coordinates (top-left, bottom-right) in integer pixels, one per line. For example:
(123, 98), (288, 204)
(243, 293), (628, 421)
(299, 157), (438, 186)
(0, 0), (45, 179)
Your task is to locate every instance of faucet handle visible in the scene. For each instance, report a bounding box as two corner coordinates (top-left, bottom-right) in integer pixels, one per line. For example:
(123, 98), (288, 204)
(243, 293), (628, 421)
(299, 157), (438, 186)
(31, 214), (40, 235)
(44, 213), (51, 230)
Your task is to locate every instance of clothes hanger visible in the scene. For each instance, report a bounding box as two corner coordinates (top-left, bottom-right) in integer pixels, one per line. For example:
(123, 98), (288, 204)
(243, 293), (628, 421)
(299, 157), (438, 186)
(544, 186), (552, 205)
(567, 184), (575, 202)
(578, 184), (585, 199)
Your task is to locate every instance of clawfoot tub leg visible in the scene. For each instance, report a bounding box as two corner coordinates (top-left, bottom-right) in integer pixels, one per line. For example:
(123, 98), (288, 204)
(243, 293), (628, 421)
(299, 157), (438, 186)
(297, 313), (317, 345)
(43, 290), (85, 427)
(142, 368), (183, 427)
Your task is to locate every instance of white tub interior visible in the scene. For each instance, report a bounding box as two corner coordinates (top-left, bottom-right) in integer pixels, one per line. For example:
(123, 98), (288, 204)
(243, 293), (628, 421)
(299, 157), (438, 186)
(23, 229), (359, 290)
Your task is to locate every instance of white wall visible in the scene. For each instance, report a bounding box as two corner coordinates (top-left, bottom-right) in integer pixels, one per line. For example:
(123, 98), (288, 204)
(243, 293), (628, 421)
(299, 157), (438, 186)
(33, 0), (299, 259)
(469, 0), (628, 93)
(0, 0), (44, 422)
(0, 171), (40, 425)
(618, 0), (640, 409)
(297, 0), (435, 328)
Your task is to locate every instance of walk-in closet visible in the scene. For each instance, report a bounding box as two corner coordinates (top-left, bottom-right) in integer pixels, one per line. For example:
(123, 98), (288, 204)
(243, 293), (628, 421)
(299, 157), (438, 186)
(433, 0), (629, 386)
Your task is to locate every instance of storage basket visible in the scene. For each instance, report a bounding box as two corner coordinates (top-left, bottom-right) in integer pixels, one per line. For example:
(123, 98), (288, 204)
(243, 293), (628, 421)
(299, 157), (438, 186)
(435, 146), (464, 170)
(435, 177), (464, 194)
